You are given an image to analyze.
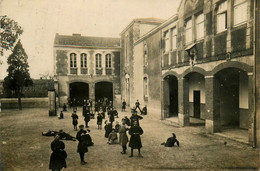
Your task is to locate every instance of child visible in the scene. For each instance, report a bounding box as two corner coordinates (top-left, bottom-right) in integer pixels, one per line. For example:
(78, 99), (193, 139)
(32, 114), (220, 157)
(108, 129), (118, 144)
(97, 113), (103, 129)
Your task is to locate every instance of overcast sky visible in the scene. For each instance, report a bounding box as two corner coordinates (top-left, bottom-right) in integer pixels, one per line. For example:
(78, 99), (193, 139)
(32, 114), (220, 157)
(0, 0), (181, 79)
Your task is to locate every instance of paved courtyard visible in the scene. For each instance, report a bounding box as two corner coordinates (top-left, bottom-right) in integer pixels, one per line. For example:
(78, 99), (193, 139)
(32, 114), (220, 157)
(0, 107), (259, 171)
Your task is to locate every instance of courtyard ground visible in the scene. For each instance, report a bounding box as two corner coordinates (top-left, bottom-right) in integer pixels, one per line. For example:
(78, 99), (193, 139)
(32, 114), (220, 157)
(0, 107), (259, 171)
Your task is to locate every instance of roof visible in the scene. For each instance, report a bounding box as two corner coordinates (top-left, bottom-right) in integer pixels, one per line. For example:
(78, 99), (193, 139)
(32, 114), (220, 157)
(54, 34), (120, 48)
(120, 17), (165, 35)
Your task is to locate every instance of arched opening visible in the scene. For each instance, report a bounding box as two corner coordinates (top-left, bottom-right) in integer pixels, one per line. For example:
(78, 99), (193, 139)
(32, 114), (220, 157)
(184, 72), (205, 126)
(69, 82), (89, 106)
(215, 68), (249, 130)
(163, 75), (178, 118)
(95, 82), (113, 103)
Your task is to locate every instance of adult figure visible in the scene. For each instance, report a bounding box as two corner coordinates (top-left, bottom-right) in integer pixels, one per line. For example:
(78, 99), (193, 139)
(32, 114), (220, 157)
(49, 135), (67, 171)
(135, 99), (142, 113)
(119, 119), (129, 154)
(76, 125), (89, 165)
(71, 111), (78, 131)
(129, 121), (143, 158)
(122, 99), (126, 112)
(130, 109), (143, 127)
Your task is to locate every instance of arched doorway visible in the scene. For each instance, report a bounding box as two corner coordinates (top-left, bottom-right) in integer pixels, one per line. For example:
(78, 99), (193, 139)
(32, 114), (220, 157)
(69, 82), (89, 106)
(214, 68), (249, 129)
(95, 82), (113, 103)
(184, 72), (206, 126)
(163, 75), (178, 118)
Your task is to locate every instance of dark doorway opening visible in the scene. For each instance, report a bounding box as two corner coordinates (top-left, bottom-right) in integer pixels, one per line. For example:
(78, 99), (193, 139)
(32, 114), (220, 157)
(193, 91), (200, 118)
(168, 76), (178, 117)
(69, 82), (89, 106)
(95, 82), (113, 103)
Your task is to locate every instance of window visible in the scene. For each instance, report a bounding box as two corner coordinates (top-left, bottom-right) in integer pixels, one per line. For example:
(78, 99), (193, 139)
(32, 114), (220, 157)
(144, 44), (148, 66)
(171, 27), (177, 50)
(80, 53), (87, 68)
(233, 0), (247, 26)
(105, 54), (112, 68)
(164, 31), (170, 52)
(70, 53), (77, 68)
(185, 19), (192, 44)
(216, 1), (227, 33)
(95, 53), (102, 68)
(143, 77), (148, 100)
(196, 13), (204, 40)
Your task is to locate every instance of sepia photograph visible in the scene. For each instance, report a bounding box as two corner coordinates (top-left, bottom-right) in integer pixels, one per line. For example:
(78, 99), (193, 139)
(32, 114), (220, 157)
(0, 0), (259, 170)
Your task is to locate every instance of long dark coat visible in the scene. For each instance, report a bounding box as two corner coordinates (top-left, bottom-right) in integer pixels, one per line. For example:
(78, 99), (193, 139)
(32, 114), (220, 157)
(71, 113), (78, 125)
(104, 123), (112, 138)
(119, 124), (128, 146)
(129, 125), (143, 149)
(49, 140), (67, 170)
(76, 130), (88, 153)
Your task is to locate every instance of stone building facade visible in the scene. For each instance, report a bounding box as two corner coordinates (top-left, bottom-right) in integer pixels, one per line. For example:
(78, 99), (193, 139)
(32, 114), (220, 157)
(53, 34), (121, 106)
(160, 0), (255, 145)
(120, 18), (165, 109)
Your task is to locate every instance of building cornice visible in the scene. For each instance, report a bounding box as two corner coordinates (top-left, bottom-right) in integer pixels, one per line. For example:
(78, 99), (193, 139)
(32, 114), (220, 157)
(53, 44), (121, 50)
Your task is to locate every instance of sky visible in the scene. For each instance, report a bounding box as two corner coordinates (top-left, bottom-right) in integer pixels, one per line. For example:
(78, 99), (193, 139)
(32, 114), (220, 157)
(0, 0), (181, 79)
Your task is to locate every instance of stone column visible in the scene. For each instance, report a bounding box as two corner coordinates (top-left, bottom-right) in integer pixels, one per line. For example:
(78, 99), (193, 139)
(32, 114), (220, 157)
(102, 53), (106, 75)
(205, 76), (221, 133)
(89, 82), (95, 101)
(247, 73), (255, 145)
(178, 77), (189, 126)
(162, 78), (170, 119)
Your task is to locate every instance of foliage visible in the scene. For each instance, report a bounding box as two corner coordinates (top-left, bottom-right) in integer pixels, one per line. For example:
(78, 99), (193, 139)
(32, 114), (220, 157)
(3, 40), (32, 103)
(0, 15), (23, 57)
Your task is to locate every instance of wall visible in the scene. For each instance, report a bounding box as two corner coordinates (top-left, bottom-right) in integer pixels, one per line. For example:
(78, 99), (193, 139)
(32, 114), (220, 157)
(1, 98), (48, 109)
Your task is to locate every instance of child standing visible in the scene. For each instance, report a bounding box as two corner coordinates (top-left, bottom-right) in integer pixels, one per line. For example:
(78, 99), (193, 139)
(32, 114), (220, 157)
(97, 113), (103, 129)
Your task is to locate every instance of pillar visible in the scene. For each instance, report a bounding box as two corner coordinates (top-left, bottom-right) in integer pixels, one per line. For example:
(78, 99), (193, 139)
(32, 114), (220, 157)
(162, 78), (170, 119)
(205, 76), (220, 133)
(178, 77), (189, 126)
(89, 82), (95, 101)
(247, 73), (255, 146)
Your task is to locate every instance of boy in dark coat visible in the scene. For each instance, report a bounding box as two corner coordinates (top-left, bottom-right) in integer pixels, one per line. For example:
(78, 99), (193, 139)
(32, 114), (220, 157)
(104, 121), (112, 138)
(58, 111), (64, 119)
(76, 125), (89, 165)
(129, 121), (144, 158)
(62, 103), (67, 112)
(124, 116), (131, 126)
(71, 111), (78, 131)
(161, 133), (180, 147)
(49, 135), (67, 171)
(97, 113), (103, 129)
(84, 113), (91, 128)
(141, 105), (147, 115)
(122, 100), (126, 112)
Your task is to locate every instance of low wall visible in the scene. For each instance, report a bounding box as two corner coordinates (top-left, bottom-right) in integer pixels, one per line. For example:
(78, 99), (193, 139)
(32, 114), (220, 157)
(0, 98), (49, 109)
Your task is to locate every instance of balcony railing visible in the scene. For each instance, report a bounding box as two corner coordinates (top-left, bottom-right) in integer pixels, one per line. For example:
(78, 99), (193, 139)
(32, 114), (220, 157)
(70, 68), (78, 75)
(81, 68), (88, 75)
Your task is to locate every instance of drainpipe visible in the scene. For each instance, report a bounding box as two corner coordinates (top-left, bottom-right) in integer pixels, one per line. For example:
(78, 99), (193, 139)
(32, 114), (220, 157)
(253, 0), (257, 148)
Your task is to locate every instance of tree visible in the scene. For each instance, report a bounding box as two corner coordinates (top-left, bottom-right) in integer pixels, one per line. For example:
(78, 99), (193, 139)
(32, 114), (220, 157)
(3, 40), (33, 110)
(0, 15), (23, 57)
